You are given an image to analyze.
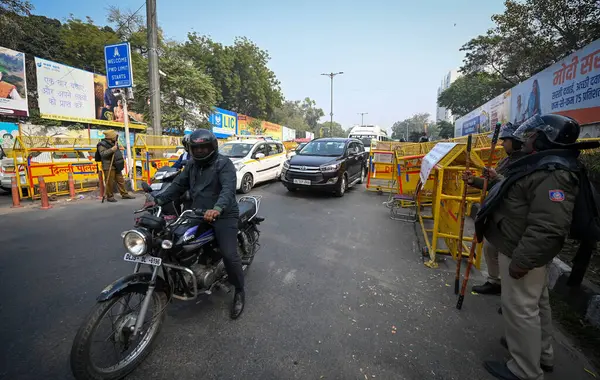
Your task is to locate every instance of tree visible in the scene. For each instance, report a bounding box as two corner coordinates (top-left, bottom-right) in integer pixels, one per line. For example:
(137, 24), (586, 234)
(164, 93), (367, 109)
(0, 0), (33, 49)
(461, 0), (600, 86)
(437, 72), (509, 118)
(271, 97), (324, 134)
(131, 44), (217, 135)
(181, 33), (283, 120)
(391, 113), (431, 141)
(248, 118), (264, 134)
(437, 120), (455, 139)
(318, 121), (345, 137)
(300, 97), (324, 130)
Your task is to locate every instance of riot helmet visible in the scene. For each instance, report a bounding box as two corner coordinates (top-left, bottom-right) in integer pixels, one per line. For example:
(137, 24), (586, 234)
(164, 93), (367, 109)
(513, 114), (580, 149)
(188, 129), (218, 165)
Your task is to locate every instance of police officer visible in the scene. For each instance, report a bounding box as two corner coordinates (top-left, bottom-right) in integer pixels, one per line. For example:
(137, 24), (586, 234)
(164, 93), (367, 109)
(172, 134), (191, 170)
(476, 114), (581, 380)
(463, 123), (526, 295)
(156, 129), (246, 319)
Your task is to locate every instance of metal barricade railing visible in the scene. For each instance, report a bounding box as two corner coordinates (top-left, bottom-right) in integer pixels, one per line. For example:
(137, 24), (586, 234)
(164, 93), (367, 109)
(132, 134), (183, 190)
(9, 136), (102, 199)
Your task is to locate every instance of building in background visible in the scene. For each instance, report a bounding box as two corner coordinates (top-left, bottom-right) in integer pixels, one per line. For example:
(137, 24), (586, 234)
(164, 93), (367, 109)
(436, 69), (461, 122)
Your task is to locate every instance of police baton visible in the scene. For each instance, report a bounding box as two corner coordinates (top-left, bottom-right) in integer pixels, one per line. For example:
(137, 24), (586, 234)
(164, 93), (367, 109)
(457, 122), (502, 310)
(454, 134), (472, 294)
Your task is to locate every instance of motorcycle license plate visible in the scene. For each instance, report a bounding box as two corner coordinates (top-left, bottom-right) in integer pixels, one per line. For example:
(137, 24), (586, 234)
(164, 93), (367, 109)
(150, 183), (162, 191)
(123, 253), (162, 266)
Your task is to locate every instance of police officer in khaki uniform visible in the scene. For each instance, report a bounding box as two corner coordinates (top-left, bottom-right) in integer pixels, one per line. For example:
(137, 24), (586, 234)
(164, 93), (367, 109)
(463, 123), (526, 295)
(475, 114), (582, 380)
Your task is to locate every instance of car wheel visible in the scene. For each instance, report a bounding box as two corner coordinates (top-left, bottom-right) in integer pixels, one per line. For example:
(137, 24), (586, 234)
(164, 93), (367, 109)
(334, 174), (347, 197)
(241, 173), (253, 194)
(358, 166), (367, 184)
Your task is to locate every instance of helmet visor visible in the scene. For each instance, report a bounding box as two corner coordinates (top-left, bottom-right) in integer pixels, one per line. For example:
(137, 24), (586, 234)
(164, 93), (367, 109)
(191, 143), (214, 160)
(513, 115), (548, 142)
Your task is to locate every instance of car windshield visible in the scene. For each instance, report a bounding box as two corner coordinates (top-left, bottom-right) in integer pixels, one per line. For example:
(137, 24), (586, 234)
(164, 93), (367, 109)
(220, 143), (254, 158)
(298, 141), (346, 156)
(296, 143), (307, 152)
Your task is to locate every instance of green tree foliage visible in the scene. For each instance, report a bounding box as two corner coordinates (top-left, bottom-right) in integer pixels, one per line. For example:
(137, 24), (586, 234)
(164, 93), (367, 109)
(441, 0), (600, 118)
(438, 73), (510, 118)
(181, 33), (283, 120)
(270, 97), (325, 134)
(318, 121), (346, 138)
(437, 120), (455, 139)
(391, 113), (432, 141)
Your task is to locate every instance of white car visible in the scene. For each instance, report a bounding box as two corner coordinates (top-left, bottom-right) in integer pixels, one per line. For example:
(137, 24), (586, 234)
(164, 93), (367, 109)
(220, 139), (287, 193)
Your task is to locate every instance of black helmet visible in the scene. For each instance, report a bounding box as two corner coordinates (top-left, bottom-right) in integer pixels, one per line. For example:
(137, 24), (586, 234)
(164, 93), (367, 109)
(513, 114), (580, 146)
(188, 129), (218, 165)
(490, 122), (518, 140)
(182, 135), (191, 153)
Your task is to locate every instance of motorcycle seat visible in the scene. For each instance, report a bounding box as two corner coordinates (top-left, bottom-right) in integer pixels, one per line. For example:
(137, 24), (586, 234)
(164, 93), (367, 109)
(238, 200), (257, 228)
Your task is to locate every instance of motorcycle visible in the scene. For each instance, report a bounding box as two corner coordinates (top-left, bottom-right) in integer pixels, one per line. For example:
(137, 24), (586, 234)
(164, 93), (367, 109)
(69, 188), (264, 380)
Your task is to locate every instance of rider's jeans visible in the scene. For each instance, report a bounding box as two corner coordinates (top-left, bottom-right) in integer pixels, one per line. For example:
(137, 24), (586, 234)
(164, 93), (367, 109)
(213, 217), (244, 291)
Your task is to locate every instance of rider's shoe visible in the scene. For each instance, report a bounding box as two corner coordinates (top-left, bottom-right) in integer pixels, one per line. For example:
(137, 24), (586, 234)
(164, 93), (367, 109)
(230, 290), (245, 320)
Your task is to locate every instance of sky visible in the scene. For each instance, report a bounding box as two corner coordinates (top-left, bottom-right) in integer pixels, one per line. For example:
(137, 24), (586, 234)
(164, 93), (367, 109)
(31, 0), (506, 132)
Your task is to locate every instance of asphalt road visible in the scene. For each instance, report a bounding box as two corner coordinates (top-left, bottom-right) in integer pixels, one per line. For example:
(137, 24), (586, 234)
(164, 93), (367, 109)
(0, 181), (596, 380)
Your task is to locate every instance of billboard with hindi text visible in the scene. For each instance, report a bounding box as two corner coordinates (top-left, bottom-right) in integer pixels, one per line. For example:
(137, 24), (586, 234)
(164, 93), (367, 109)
(35, 57), (145, 129)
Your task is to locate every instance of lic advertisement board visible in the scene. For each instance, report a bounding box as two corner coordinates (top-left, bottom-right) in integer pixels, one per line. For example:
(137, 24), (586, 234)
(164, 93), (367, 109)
(209, 107), (237, 138)
(454, 38), (600, 137)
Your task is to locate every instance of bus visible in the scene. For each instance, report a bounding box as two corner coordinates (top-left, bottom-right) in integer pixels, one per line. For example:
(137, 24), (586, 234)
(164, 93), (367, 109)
(348, 125), (390, 152)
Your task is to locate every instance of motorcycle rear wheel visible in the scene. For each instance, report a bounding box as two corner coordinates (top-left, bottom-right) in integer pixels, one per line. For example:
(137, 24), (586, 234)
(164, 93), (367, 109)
(70, 289), (167, 380)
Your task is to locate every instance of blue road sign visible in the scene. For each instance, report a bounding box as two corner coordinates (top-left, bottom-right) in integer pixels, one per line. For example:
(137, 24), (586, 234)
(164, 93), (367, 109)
(104, 42), (133, 88)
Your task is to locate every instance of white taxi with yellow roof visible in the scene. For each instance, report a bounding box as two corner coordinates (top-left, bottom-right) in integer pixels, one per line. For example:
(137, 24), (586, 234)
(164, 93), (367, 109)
(220, 137), (287, 193)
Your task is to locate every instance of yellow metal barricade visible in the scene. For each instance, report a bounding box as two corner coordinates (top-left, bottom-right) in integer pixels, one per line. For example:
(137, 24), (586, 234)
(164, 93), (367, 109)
(132, 134), (182, 189)
(417, 143), (485, 269)
(10, 136), (101, 199)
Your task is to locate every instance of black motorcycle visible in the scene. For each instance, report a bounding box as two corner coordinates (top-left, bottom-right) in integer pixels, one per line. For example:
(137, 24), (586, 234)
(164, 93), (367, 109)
(69, 191), (263, 380)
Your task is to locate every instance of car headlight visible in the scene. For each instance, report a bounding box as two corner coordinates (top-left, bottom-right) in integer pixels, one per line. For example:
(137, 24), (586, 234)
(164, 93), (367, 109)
(123, 230), (147, 256)
(283, 160), (290, 169)
(320, 163), (340, 173)
(234, 162), (245, 171)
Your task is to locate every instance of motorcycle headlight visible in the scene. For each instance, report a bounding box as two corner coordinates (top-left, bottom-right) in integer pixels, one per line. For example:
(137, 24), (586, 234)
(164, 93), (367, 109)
(123, 230), (147, 256)
(164, 171), (178, 178)
(234, 162), (245, 171)
(153, 172), (165, 180)
(283, 160), (290, 169)
(320, 163), (340, 173)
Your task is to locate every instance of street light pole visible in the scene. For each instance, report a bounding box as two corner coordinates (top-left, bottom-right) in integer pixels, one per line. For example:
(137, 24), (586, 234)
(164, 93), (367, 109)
(358, 112), (368, 126)
(321, 72), (343, 137)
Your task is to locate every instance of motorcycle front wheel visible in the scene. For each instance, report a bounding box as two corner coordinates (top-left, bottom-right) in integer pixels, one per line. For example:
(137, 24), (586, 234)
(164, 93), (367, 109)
(70, 288), (167, 380)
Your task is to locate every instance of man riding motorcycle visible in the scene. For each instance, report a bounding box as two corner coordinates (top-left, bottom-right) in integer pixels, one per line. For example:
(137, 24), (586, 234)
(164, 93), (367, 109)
(172, 134), (191, 170)
(154, 129), (246, 319)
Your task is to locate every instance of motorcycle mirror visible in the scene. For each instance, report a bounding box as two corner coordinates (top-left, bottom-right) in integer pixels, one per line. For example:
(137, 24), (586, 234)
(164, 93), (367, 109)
(141, 182), (152, 193)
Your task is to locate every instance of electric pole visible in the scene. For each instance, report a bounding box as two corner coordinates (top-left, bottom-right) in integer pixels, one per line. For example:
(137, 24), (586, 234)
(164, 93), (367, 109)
(146, 0), (161, 135)
(321, 72), (343, 137)
(358, 112), (368, 126)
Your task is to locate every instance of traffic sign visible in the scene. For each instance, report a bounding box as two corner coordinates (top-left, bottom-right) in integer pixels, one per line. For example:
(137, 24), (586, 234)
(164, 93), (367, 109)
(104, 42), (133, 88)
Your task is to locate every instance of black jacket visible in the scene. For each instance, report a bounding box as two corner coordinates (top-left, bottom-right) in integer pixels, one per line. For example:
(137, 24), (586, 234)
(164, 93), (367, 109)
(97, 139), (125, 172)
(157, 153), (239, 218)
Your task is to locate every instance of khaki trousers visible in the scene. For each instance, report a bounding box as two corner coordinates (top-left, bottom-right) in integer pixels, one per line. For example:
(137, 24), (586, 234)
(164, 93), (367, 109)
(484, 239), (500, 284)
(499, 253), (554, 380)
(103, 169), (128, 199)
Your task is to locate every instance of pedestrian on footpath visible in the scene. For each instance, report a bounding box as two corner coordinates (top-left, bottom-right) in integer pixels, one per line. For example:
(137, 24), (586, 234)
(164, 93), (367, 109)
(462, 123), (526, 295)
(474, 114), (584, 380)
(97, 130), (135, 203)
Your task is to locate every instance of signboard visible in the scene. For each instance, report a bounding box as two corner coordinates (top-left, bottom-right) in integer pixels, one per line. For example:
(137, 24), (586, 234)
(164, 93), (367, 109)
(104, 42), (133, 88)
(282, 126), (296, 141)
(0, 121), (18, 151)
(35, 57), (145, 128)
(209, 107), (237, 138)
(262, 121), (283, 140)
(420, 143), (457, 183)
(0, 46), (29, 117)
(511, 38), (600, 125)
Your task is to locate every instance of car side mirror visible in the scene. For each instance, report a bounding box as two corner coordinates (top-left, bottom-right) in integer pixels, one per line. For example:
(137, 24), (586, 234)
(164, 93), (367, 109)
(255, 152), (265, 159)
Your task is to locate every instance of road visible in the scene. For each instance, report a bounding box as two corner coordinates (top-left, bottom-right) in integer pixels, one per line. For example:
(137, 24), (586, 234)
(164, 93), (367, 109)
(0, 181), (595, 380)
